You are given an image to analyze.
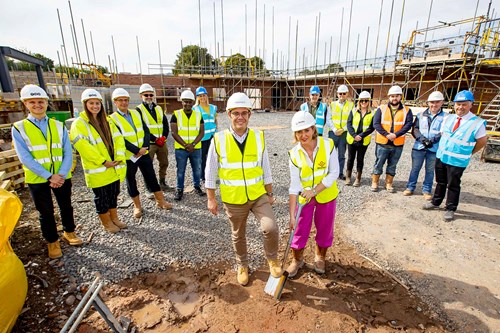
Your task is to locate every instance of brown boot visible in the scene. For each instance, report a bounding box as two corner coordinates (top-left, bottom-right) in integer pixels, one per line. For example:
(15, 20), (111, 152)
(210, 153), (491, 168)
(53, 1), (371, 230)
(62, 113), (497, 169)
(385, 175), (395, 193)
(154, 191), (173, 210)
(314, 245), (328, 274)
(62, 231), (83, 246)
(371, 174), (380, 192)
(286, 248), (304, 278)
(353, 172), (362, 187)
(109, 208), (127, 229)
(345, 170), (352, 186)
(99, 213), (120, 233)
(131, 196), (142, 218)
(47, 240), (62, 259)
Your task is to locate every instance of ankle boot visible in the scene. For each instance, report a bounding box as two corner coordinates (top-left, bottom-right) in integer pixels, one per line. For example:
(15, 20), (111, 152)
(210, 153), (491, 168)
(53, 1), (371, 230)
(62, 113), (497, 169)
(345, 170), (352, 186)
(286, 248), (304, 278)
(131, 196), (142, 218)
(109, 208), (127, 229)
(385, 174), (395, 193)
(353, 172), (362, 187)
(99, 213), (120, 233)
(154, 191), (173, 210)
(47, 240), (62, 259)
(371, 174), (380, 192)
(314, 244), (328, 274)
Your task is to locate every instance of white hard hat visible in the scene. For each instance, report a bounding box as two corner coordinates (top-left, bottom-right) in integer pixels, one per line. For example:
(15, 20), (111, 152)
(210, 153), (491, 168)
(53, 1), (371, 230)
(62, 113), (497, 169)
(81, 89), (103, 103)
(337, 85), (349, 93)
(180, 90), (195, 101)
(20, 84), (49, 101)
(112, 88), (130, 100)
(226, 92), (253, 111)
(139, 83), (154, 94)
(359, 91), (371, 99)
(428, 91), (444, 102)
(388, 85), (403, 96)
(291, 111), (316, 132)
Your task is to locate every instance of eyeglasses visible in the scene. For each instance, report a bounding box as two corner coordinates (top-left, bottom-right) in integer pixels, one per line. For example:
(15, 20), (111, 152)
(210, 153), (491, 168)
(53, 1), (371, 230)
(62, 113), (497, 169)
(143, 94), (154, 97)
(230, 111), (250, 118)
(338, 93), (347, 95)
(360, 100), (369, 103)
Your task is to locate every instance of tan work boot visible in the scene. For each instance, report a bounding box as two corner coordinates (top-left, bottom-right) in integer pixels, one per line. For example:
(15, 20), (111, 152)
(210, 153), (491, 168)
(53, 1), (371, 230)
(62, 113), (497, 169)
(385, 175), (395, 193)
(353, 172), (362, 187)
(371, 174), (380, 192)
(423, 193), (433, 201)
(345, 170), (352, 186)
(286, 248), (304, 278)
(403, 189), (413, 196)
(267, 259), (283, 278)
(131, 195), (142, 218)
(98, 213), (120, 233)
(109, 208), (127, 229)
(237, 266), (249, 286)
(47, 240), (62, 259)
(154, 191), (173, 210)
(62, 231), (83, 246)
(314, 245), (328, 274)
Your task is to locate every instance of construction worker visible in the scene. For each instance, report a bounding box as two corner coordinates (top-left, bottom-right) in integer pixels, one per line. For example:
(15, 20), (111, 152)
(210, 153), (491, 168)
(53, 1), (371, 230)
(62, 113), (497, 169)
(326, 84), (354, 180)
(109, 88), (172, 218)
(287, 112), (339, 277)
(205, 92), (281, 286)
(299, 85), (327, 136)
(70, 89), (127, 233)
(170, 89), (206, 201)
(12, 84), (82, 259)
(193, 86), (217, 183)
(404, 91), (447, 200)
(371, 85), (413, 192)
(423, 90), (487, 221)
(136, 83), (172, 191)
(345, 91), (374, 186)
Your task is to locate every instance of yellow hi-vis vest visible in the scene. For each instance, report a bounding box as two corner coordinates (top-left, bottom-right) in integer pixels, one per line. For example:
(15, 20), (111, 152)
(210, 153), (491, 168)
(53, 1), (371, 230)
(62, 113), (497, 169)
(137, 103), (164, 141)
(13, 118), (71, 184)
(214, 129), (266, 204)
(174, 109), (202, 149)
(70, 112), (127, 188)
(109, 109), (146, 159)
(346, 109), (374, 146)
(330, 100), (354, 130)
(289, 138), (339, 205)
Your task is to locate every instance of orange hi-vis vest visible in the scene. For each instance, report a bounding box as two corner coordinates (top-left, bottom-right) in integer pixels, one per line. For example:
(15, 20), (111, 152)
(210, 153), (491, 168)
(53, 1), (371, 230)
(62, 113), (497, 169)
(375, 104), (410, 146)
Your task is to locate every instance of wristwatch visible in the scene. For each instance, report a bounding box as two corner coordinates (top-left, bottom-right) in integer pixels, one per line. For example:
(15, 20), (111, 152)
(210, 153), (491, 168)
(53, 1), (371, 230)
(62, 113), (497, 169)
(312, 188), (317, 196)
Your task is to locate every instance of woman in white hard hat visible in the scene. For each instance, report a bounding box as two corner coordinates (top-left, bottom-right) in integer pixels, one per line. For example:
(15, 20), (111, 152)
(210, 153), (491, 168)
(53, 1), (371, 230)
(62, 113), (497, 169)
(345, 90), (375, 186)
(70, 89), (128, 233)
(287, 112), (340, 277)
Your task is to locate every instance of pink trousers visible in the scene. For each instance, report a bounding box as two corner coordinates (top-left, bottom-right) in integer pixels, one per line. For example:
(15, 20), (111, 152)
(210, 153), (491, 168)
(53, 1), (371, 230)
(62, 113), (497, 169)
(291, 198), (336, 249)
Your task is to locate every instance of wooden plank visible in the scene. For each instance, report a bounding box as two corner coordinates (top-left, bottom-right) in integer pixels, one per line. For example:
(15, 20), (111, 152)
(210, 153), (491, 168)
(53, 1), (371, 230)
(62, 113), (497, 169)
(0, 171), (5, 181)
(13, 177), (25, 185)
(1, 179), (12, 190)
(5, 168), (24, 179)
(0, 149), (17, 158)
(0, 160), (22, 171)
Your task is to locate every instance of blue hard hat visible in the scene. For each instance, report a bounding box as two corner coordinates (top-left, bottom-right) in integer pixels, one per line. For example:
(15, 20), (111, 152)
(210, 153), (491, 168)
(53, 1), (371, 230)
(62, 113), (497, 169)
(309, 86), (321, 95)
(196, 86), (208, 96)
(453, 90), (474, 103)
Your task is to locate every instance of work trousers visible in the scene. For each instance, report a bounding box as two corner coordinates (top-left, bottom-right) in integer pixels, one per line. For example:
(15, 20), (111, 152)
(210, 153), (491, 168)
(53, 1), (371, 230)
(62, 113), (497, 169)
(372, 144), (404, 176)
(329, 131), (347, 175)
(346, 143), (369, 173)
(91, 180), (120, 214)
(28, 179), (75, 243)
(125, 155), (161, 198)
(223, 194), (279, 267)
(148, 143), (168, 180)
(291, 198), (336, 250)
(200, 138), (212, 181)
(431, 158), (466, 211)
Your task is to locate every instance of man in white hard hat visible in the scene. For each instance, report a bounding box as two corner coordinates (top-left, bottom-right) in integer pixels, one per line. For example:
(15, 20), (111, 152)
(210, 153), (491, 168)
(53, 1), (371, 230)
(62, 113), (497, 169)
(326, 84), (354, 180)
(205, 92), (281, 286)
(170, 89), (205, 201)
(404, 91), (447, 200)
(372, 85), (413, 192)
(136, 83), (172, 191)
(12, 84), (82, 259)
(299, 85), (327, 136)
(110, 88), (172, 218)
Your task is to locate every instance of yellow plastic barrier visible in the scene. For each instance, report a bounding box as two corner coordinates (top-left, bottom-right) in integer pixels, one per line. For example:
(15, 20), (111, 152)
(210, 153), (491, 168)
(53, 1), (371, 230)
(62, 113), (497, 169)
(0, 190), (28, 333)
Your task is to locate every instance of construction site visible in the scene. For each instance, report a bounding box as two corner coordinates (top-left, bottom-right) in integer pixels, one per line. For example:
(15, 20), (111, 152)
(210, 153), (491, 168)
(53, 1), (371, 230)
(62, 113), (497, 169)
(1, 0), (500, 332)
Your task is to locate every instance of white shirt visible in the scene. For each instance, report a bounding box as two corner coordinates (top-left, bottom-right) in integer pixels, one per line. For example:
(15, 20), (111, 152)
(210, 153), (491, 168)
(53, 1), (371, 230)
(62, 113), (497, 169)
(204, 126), (273, 189)
(445, 111), (486, 139)
(288, 138), (340, 195)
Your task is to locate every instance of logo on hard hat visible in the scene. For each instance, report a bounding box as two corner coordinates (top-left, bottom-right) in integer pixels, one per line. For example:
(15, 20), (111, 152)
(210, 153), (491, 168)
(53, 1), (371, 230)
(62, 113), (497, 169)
(89, 93), (97, 97)
(30, 92), (41, 96)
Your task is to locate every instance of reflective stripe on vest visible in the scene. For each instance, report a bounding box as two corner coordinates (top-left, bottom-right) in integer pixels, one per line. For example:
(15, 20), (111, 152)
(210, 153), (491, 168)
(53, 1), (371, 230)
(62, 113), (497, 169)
(300, 102), (327, 135)
(346, 109), (373, 146)
(375, 104), (409, 146)
(330, 100), (354, 130)
(194, 104), (217, 141)
(110, 110), (145, 159)
(174, 109), (202, 149)
(413, 110), (447, 152)
(137, 104), (164, 139)
(289, 137), (339, 204)
(214, 128), (266, 204)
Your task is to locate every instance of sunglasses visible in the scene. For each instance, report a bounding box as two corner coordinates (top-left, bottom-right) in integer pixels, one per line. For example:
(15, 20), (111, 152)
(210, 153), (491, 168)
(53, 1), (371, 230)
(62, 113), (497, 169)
(338, 93), (347, 95)
(360, 100), (369, 103)
(143, 94), (154, 97)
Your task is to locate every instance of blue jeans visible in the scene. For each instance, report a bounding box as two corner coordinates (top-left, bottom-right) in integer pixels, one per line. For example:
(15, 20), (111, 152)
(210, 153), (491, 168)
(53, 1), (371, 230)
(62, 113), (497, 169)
(328, 131), (347, 175)
(372, 144), (403, 176)
(175, 148), (202, 190)
(406, 149), (436, 193)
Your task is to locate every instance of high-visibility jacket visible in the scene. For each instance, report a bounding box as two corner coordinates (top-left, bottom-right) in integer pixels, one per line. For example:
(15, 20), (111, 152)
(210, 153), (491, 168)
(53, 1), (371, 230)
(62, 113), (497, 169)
(174, 109), (202, 149)
(70, 112), (127, 188)
(330, 100), (354, 130)
(347, 109), (374, 146)
(299, 102), (327, 135)
(136, 103), (164, 141)
(413, 109), (447, 153)
(13, 118), (71, 184)
(109, 109), (145, 160)
(193, 104), (217, 141)
(214, 129), (266, 204)
(289, 137), (339, 205)
(437, 114), (486, 168)
(375, 104), (410, 146)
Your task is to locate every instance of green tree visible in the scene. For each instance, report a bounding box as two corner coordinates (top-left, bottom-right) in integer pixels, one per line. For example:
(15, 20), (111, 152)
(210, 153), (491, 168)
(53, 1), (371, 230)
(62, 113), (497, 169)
(173, 45), (215, 75)
(223, 53), (248, 75)
(6, 51), (55, 71)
